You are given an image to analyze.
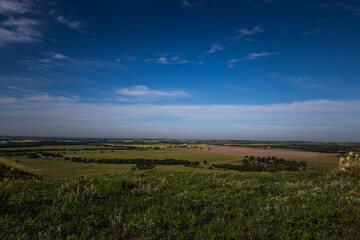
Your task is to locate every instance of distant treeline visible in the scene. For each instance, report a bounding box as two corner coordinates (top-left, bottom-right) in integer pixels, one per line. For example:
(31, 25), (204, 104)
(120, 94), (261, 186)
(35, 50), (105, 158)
(27, 152), (64, 158)
(0, 146), (162, 157)
(68, 157), (196, 166)
(0, 141), (92, 148)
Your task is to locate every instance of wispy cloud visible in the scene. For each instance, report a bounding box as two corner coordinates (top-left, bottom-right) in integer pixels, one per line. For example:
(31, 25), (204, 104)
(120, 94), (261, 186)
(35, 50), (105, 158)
(299, 31), (311, 35)
(115, 54), (136, 62)
(228, 26), (264, 40)
(0, 97), (16, 104)
(226, 52), (278, 68)
(206, 43), (224, 54)
(0, 0), (43, 46)
(54, 15), (85, 33)
(0, 17), (42, 46)
(270, 73), (307, 82)
(19, 52), (72, 70)
(243, 52), (278, 60)
(144, 54), (189, 65)
(0, 0), (31, 15)
(182, 0), (199, 8)
(116, 85), (189, 102)
(305, 3), (360, 16)
(48, 52), (68, 60)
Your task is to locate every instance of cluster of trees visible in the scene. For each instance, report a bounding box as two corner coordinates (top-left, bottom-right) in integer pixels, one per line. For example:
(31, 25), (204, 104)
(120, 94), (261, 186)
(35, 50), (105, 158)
(0, 150), (65, 158)
(68, 157), (193, 166)
(184, 161), (200, 167)
(214, 156), (306, 172)
(27, 152), (63, 158)
(134, 161), (156, 170)
(0, 162), (41, 180)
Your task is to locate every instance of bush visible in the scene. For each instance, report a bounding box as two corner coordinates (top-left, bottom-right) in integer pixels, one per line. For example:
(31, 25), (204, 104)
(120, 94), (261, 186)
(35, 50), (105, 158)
(339, 152), (360, 176)
(136, 161), (156, 170)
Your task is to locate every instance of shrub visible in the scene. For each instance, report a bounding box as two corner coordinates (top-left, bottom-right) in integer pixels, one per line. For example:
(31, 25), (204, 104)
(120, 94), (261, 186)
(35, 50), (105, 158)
(101, 178), (136, 197)
(136, 161), (156, 170)
(339, 152), (360, 176)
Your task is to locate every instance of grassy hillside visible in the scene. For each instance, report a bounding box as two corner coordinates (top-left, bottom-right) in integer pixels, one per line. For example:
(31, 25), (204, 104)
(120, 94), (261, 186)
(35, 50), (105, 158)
(1, 170), (360, 239)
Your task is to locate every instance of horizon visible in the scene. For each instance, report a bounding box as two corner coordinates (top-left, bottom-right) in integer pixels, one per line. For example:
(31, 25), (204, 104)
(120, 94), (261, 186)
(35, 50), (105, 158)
(1, 0), (360, 141)
(1, 135), (360, 144)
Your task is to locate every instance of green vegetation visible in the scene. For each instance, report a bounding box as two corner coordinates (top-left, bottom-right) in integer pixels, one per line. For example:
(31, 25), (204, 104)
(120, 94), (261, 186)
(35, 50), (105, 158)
(0, 187), (11, 209)
(70, 157), (194, 166)
(1, 171), (360, 239)
(339, 152), (360, 176)
(0, 162), (41, 180)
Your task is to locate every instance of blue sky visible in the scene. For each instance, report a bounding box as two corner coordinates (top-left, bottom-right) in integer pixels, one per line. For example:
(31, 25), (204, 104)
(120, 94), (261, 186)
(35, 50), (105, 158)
(1, 0), (360, 141)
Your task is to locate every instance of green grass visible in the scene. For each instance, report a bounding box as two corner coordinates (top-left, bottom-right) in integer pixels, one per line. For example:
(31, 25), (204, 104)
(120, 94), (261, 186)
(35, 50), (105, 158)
(0, 157), (214, 178)
(287, 156), (339, 170)
(1, 170), (360, 239)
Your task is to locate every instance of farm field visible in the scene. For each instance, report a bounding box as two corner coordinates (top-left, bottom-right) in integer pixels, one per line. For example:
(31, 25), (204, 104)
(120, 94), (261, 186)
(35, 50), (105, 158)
(189, 145), (339, 170)
(189, 145), (337, 158)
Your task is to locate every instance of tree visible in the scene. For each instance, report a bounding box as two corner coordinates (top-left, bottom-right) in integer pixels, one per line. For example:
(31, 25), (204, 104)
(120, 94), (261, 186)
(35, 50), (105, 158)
(136, 161), (156, 170)
(203, 160), (208, 165)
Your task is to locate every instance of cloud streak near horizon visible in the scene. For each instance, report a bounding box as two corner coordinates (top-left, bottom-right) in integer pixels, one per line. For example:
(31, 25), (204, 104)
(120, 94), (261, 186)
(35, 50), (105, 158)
(116, 85), (189, 102)
(0, 94), (359, 140)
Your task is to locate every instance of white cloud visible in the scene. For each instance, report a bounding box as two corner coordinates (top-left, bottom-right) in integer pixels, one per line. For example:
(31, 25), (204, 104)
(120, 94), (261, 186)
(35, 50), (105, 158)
(116, 85), (188, 102)
(206, 43), (224, 54)
(226, 52), (278, 68)
(182, 0), (191, 7)
(44, 52), (68, 60)
(243, 52), (278, 60)
(229, 26), (264, 40)
(182, 0), (199, 8)
(1, 95), (360, 140)
(0, 17), (42, 46)
(54, 15), (85, 33)
(0, 0), (43, 46)
(145, 55), (189, 65)
(0, 0), (30, 15)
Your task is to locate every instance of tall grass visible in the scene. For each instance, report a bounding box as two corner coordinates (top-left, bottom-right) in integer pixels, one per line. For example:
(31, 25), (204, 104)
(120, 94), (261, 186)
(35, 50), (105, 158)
(1, 171), (360, 239)
(0, 187), (11, 209)
(101, 178), (136, 197)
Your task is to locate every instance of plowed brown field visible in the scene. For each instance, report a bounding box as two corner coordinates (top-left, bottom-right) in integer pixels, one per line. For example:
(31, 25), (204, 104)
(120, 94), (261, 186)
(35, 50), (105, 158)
(188, 146), (336, 158)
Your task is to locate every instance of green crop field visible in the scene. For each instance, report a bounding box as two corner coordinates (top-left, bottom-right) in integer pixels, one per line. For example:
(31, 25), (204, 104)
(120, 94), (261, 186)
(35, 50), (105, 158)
(286, 156), (339, 170)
